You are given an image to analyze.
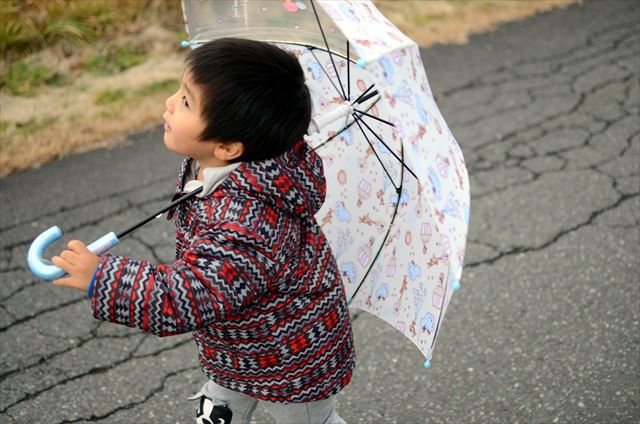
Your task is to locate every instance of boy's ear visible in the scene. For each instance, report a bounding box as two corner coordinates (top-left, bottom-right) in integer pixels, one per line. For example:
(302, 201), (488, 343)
(215, 141), (244, 161)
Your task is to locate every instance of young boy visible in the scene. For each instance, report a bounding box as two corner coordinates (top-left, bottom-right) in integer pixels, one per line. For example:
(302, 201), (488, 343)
(51, 38), (355, 424)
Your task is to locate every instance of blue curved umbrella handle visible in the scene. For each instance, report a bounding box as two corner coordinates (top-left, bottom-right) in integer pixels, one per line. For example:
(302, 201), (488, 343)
(27, 226), (120, 281)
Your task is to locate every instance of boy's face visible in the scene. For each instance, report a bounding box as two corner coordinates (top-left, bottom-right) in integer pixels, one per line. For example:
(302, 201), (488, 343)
(163, 70), (243, 167)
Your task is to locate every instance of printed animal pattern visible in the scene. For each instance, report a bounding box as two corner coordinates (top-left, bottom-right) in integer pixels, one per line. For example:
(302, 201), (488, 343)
(290, 4), (469, 361)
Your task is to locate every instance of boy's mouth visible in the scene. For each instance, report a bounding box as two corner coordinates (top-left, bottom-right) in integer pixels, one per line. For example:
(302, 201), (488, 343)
(162, 113), (172, 132)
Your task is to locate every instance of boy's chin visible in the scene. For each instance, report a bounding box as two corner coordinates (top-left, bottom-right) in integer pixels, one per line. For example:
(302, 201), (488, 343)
(163, 137), (183, 156)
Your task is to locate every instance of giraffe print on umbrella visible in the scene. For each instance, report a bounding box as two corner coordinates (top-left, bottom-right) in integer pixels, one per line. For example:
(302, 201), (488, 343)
(357, 146), (375, 169)
(410, 283), (427, 336)
(359, 213), (387, 234)
(414, 181), (425, 216)
(393, 274), (409, 316)
(386, 247), (397, 278)
(376, 188), (386, 206)
(320, 207), (334, 227)
(449, 145), (466, 191)
(427, 234), (449, 268)
(409, 124), (426, 153)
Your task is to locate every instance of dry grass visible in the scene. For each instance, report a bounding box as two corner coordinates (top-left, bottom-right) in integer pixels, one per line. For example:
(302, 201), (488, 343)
(1, 0), (581, 177)
(1, 0), (183, 62)
(0, 23), (186, 176)
(0, 56), (183, 175)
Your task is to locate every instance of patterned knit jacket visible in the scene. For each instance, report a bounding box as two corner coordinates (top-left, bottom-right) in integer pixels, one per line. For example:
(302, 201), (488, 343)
(90, 140), (356, 403)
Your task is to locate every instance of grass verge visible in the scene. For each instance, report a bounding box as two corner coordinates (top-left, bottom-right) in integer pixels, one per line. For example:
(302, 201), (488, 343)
(0, 0), (581, 177)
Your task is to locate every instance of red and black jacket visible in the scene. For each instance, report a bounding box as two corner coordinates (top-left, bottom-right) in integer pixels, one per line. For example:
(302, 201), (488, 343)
(90, 140), (356, 403)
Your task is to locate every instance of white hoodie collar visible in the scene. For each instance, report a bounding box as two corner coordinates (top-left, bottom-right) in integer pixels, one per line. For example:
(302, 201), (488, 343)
(183, 161), (242, 198)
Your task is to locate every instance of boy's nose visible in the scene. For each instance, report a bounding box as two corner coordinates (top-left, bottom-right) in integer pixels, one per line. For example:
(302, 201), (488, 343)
(165, 94), (175, 112)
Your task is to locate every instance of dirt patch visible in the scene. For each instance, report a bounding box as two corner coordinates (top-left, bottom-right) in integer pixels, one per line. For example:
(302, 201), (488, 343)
(0, 1), (581, 177)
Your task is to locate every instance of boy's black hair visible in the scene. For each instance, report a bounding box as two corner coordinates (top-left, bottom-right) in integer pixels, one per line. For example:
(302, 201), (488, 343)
(185, 38), (311, 163)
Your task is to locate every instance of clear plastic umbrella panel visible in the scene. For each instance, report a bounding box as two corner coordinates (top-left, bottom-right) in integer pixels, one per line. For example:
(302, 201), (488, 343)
(181, 0), (470, 368)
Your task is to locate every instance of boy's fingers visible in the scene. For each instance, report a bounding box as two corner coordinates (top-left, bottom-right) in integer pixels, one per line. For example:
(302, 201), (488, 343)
(68, 240), (88, 253)
(52, 277), (67, 286)
(52, 277), (75, 288)
(51, 256), (72, 271)
(60, 250), (78, 264)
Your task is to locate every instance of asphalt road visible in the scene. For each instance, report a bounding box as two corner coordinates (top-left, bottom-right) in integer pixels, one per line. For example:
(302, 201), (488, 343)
(1, 0), (638, 422)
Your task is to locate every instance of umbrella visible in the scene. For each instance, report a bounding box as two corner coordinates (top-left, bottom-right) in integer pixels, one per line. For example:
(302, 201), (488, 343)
(27, 0), (470, 369)
(181, 0), (470, 368)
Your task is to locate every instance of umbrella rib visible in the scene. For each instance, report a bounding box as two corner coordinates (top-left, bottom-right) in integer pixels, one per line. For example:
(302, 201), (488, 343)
(347, 41), (351, 101)
(310, 0), (347, 100)
(354, 109), (395, 127)
(358, 116), (420, 182)
(352, 84), (376, 105)
(429, 269), (449, 355)
(352, 114), (399, 192)
(309, 48), (345, 100)
(355, 90), (379, 105)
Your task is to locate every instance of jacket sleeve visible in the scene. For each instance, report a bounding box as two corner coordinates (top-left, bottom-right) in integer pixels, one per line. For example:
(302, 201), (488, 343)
(90, 225), (275, 336)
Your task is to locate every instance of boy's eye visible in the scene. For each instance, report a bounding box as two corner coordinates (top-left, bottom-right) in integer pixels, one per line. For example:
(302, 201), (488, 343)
(181, 96), (189, 108)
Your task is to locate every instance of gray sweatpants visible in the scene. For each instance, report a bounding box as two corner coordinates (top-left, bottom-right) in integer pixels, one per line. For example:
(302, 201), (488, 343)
(191, 380), (347, 424)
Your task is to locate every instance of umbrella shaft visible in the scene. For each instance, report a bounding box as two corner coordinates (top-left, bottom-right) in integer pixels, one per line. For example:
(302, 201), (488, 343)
(357, 90), (378, 104)
(116, 187), (203, 239)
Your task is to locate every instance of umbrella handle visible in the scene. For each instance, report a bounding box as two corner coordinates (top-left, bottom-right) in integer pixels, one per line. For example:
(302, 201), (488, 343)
(308, 104), (354, 134)
(27, 226), (120, 281)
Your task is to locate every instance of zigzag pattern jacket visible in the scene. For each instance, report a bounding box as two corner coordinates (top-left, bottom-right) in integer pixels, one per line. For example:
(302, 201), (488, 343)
(90, 140), (356, 403)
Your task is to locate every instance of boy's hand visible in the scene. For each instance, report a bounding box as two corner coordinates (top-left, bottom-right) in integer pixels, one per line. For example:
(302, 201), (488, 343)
(51, 240), (100, 292)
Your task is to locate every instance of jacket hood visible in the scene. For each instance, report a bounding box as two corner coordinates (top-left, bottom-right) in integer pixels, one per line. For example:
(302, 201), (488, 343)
(176, 140), (326, 219)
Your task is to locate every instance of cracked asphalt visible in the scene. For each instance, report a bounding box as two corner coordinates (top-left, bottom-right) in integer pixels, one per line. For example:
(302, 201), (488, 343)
(1, 1), (638, 423)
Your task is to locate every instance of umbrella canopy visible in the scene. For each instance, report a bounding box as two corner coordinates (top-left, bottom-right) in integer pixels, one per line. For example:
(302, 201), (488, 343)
(181, 0), (470, 367)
